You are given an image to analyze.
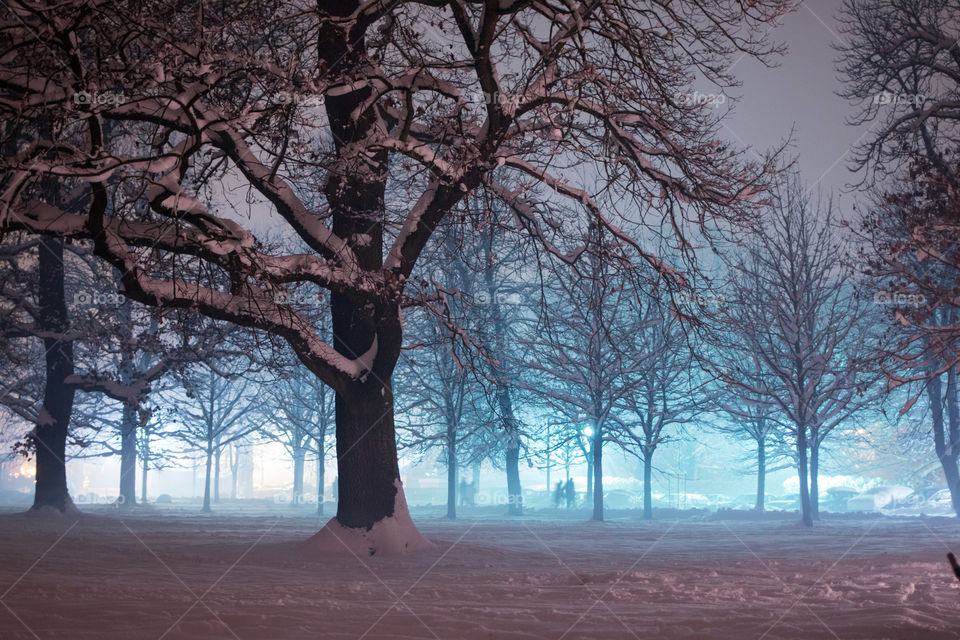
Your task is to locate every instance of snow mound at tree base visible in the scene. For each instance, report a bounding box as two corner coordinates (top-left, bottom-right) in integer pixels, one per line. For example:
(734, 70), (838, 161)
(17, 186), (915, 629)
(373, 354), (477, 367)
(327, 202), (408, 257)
(305, 481), (434, 556)
(27, 498), (80, 517)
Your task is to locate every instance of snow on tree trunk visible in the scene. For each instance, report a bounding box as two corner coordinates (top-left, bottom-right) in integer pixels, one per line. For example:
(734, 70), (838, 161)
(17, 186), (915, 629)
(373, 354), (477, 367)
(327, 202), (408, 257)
(32, 237), (75, 513)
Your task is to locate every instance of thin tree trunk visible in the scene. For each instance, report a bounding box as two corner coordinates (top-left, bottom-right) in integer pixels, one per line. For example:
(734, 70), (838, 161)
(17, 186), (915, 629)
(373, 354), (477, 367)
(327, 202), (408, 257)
(292, 448), (305, 506)
(472, 461), (481, 495)
(202, 445), (213, 513)
(140, 433), (149, 504)
(592, 431), (603, 521)
(797, 426), (813, 526)
(585, 455), (594, 505)
(214, 447), (222, 503)
(118, 403), (137, 507)
(755, 438), (766, 511)
(317, 445), (326, 516)
(32, 237), (75, 512)
(446, 428), (457, 519)
(809, 438), (820, 520)
(643, 448), (654, 520)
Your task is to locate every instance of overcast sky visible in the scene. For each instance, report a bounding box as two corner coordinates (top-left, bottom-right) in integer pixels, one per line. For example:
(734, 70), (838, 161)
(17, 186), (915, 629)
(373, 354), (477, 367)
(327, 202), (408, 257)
(725, 0), (871, 207)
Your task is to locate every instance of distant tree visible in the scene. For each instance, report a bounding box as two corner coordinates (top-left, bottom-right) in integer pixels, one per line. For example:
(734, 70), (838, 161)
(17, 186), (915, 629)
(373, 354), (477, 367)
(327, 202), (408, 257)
(615, 295), (712, 520)
(714, 175), (882, 526)
(169, 361), (260, 512)
(263, 359), (336, 512)
(837, 0), (960, 186)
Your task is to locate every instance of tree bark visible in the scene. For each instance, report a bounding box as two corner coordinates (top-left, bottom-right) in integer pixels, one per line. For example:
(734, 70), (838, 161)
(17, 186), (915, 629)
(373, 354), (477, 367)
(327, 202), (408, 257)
(333, 376), (412, 527)
(32, 237), (75, 512)
(797, 425), (813, 526)
(118, 403), (137, 507)
(592, 431), (603, 521)
(755, 438), (766, 511)
(643, 448), (654, 520)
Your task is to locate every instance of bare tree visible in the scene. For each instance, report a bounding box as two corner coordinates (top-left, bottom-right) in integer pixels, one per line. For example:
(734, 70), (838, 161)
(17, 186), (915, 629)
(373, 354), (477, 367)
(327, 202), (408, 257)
(837, 0), (960, 185)
(615, 295), (712, 520)
(169, 361), (260, 512)
(0, 0), (790, 549)
(713, 176), (882, 525)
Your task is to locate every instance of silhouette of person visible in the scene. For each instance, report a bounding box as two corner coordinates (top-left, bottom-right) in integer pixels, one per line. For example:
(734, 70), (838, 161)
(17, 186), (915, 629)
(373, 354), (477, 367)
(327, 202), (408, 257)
(564, 478), (575, 508)
(459, 478), (467, 506)
(554, 481), (564, 508)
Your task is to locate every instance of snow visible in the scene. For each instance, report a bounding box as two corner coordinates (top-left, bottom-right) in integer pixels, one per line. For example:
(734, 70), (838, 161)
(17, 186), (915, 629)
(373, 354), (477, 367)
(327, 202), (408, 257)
(306, 480), (433, 556)
(1, 506), (959, 639)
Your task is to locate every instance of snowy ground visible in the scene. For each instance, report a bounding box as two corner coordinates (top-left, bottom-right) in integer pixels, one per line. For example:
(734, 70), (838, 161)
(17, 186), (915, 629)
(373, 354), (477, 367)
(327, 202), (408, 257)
(1, 504), (959, 639)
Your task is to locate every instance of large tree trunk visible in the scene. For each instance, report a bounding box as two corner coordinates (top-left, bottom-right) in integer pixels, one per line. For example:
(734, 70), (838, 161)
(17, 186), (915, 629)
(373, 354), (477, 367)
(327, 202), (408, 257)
(292, 447), (305, 506)
(643, 448), (654, 520)
(755, 438), (766, 511)
(118, 403), (137, 507)
(32, 237), (75, 512)
(797, 426), (813, 526)
(202, 445), (213, 513)
(307, 3), (429, 552)
(446, 428), (457, 519)
(592, 431), (603, 521)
